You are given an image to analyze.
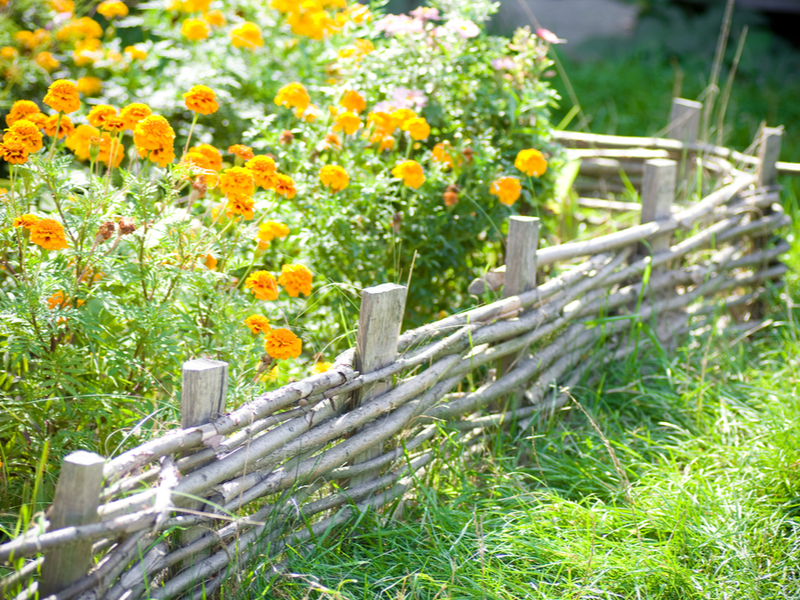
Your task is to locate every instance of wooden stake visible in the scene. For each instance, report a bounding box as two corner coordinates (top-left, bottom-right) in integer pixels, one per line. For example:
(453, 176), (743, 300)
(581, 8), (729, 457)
(40, 451), (105, 596)
(757, 126), (783, 188)
(640, 159), (677, 258)
(349, 283), (407, 486)
(667, 98), (702, 144)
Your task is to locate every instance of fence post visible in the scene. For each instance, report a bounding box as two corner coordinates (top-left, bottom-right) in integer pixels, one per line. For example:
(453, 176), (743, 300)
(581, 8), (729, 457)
(667, 98), (702, 200)
(179, 358), (229, 568)
(40, 451), (105, 596)
(349, 283), (407, 487)
(500, 216), (539, 407)
(640, 158), (677, 262)
(757, 126), (783, 188)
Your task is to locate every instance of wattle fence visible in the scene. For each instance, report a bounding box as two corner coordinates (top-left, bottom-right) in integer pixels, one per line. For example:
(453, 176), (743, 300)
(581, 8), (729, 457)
(0, 98), (794, 600)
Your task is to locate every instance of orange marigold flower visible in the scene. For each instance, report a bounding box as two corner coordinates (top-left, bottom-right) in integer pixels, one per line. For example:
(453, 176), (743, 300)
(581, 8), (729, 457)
(264, 328), (302, 360)
(119, 103), (152, 130)
(245, 270), (279, 301)
(76, 76), (102, 96)
(124, 45), (147, 60)
(49, 0), (74, 13)
(432, 141), (457, 168)
(489, 176), (522, 206)
(273, 173), (296, 199)
(87, 105), (118, 128)
(443, 188), (459, 206)
(13, 214), (39, 229)
(243, 314), (271, 334)
(204, 9), (226, 27)
(102, 114), (126, 134)
(0, 136), (29, 164)
(181, 18), (210, 41)
(219, 166), (255, 198)
(183, 0), (211, 11)
(230, 22), (263, 49)
(246, 155), (277, 189)
(274, 82), (310, 112)
(277, 263), (312, 297)
(225, 194), (255, 220)
(255, 220), (289, 248)
(322, 132), (342, 150)
(319, 164), (349, 192)
(6, 119), (43, 153)
(340, 90), (366, 113)
(98, 134), (125, 167)
(367, 111), (397, 136)
(43, 80), (81, 114)
(191, 143), (222, 171)
(65, 124), (99, 161)
(30, 218), (68, 250)
(44, 114), (75, 138)
(47, 290), (68, 310)
(391, 160), (425, 189)
(133, 115), (175, 151)
(202, 252), (217, 270)
(403, 117), (430, 141)
(514, 148), (547, 177)
(6, 100), (41, 128)
(148, 144), (174, 168)
(181, 151), (217, 186)
(332, 111), (361, 135)
(35, 52), (60, 73)
(228, 144), (254, 160)
(183, 85), (219, 115)
(97, 0), (128, 19)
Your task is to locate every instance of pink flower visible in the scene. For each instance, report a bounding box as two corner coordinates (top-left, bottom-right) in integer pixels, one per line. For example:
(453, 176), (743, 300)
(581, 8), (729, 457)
(392, 87), (428, 110)
(446, 17), (480, 39)
(410, 7), (440, 21)
(374, 14), (424, 36)
(373, 100), (397, 113)
(491, 57), (515, 70)
(536, 28), (566, 44)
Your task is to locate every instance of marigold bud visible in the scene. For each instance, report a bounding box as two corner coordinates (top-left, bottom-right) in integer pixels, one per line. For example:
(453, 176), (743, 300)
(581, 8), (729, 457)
(279, 130), (294, 145)
(190, 177), (207, 201)
(118, 216), (136, 234)
(462, 147), (474, 163)
(392, 211), (402, 234)
(444, 184), (459, 207)
(96, 221), (115, 242)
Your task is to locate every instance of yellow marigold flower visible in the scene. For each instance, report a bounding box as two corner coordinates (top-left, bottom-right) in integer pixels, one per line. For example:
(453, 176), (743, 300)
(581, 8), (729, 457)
(16, 29), (50, 51)
(278, 263), (312, 297)
(76, 77), (102, 97)
(183, 85), (218, 115)
(183, 0), (211, 11)
(246, 155), (278, 189)
(49, 0), (74, 14)
(392, 160), (425, 189)
(30, 218), (68, 250)
(44, 80), (81, 114)
(219, 166), (255, 199)
(124, 45), (147, 60)
(87, 105), (118, 128)
(255, 220), (289, 248)
(65, 124), (99, 161)
(332, 111), (361, 135)
(0, 136), (29, 164)
(230, 22), (263, 49)
(319, 164), (349, 192)
(13, 214), (39, 229)
(432, 141), (457, 168)
(73, 39), (102, 67)
(313, 361), (332, 374)
(225, 194), (255, 220)
(203, 253), (217, 270)
(181, 18), (210, 41)
(322, 132), (342, 151)
(6, 119), (43, 153)
(191, 143), (222, 171)
(56, 17), (102, 43)
(97, 0), (128, 19)
(264, 328), (302, 360)
(243, 314), (271, 334)
(204, 9), (226, 26)
(404, 117), (430, 141)
(275, 82), (311, 112)
(119, 103), (152, 130)
(44, 114), (75, 138)
(374, 134), (394, 152)
(147, 144), (174, 168)
(98, 134), (125, 167)
(489, 176), (522, 206)
(0, 47), (18, 61)
(514, 148), (547, 177)
(35, 52), (60, 73)
(295, 104), (322, 123)
(133, 115), (175, 151)
(367, 111), (397, 136)
(228, 144), (254, 161)
(182, 151), (218, 186)
(245, 270), (279, 301)
(273, 173), (296, 199)
(391, 108), (417, 129)
(339, 38), (374, 60)
(5, 100), (40, 128)
(340, 90), (366, 114)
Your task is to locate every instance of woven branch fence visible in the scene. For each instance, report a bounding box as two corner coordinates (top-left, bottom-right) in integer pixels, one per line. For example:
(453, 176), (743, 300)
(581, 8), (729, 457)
(0, 98), (795, 600)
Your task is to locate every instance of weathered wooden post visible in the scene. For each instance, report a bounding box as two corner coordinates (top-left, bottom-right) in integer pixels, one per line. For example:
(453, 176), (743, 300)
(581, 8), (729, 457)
(179, 358), (228, 566)
(500, 216), (539, 407)
(757, 126), (783, 188)
(667, 98), (702, 200)
(640, 158), (677, 261)
(40, 451), (105, 596)
(349, 283), (407, 487)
